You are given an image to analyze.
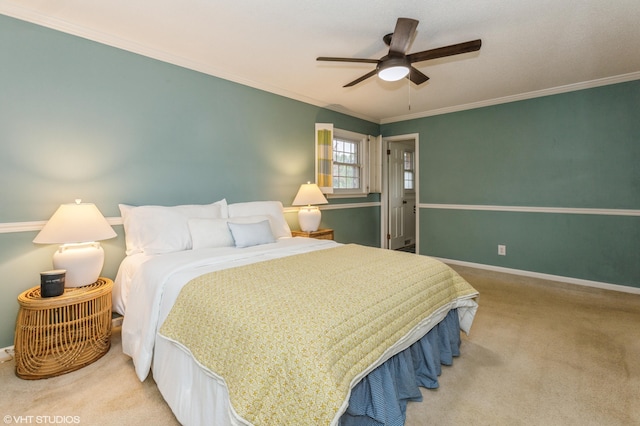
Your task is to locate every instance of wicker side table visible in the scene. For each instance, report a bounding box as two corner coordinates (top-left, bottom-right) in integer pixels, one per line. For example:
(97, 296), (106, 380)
(14, 277), (113, 379)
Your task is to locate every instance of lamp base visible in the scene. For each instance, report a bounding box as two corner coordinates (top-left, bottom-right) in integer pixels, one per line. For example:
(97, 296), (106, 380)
(298, 206), (321, 232)
(52, 242), (104, 287)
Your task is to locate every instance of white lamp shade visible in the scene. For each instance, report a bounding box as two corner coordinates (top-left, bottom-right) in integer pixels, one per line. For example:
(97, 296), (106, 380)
(33, 201), (116, 287)
(33, 202), (116, 244)
(292, 183), (328, 206)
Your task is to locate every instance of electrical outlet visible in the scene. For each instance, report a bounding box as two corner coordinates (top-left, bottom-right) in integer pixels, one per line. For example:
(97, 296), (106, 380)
(498, 244), (506, 256)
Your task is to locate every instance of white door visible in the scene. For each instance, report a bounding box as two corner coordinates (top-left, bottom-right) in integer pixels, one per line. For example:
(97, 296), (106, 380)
(381, 134), (418, 251)
(388, 142), (406, 250)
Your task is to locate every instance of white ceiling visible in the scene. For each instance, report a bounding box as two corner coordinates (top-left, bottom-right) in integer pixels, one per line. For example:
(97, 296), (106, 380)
(2, 0), (640, 123)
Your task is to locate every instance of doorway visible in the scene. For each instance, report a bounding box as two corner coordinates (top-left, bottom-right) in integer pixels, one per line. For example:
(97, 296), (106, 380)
(382, 134), (418, 252)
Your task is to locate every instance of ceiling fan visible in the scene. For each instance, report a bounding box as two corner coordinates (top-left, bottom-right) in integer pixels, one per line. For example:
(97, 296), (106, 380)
(317, 17), (481, 87)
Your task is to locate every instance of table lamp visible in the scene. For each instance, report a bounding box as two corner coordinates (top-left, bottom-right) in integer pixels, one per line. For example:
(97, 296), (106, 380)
(292, 182), (328, 232)
(33, 200), (117, 287)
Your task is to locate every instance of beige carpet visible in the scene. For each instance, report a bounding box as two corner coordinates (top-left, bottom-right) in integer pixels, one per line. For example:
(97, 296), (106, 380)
(1, 266), (638, 425)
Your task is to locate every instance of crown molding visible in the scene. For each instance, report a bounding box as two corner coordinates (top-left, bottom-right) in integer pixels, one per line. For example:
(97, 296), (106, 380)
(381, 72), (640, 124)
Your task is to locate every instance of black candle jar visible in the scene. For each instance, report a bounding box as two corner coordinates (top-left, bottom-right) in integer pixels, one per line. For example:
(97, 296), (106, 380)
(40, 269), (66, 297)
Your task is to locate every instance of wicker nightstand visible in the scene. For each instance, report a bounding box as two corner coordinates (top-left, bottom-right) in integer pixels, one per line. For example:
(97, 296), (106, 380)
(291, 228), (334, 240)
(14, 277), (113, 379)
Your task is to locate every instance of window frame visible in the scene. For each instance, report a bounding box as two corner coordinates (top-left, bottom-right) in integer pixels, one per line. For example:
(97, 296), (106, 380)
(403, 150), (415, 192)
(330, 129), (369, 197)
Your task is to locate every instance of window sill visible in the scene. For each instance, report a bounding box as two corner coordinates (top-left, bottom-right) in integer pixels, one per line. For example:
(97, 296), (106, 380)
(327, 192), (369, 199)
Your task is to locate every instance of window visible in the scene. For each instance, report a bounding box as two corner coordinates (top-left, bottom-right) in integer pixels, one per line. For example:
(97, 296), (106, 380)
(331, 129), (368, 196)
(333, 137), (360, 190)
(315, 124), (377, 197)
(403, 150), (414, 190)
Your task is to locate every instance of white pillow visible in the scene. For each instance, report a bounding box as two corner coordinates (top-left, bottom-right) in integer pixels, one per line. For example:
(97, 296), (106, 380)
(227, 201), (291, 239)
(188, 218), (235, 249)
(119, 199), (228, 255)
(227, 220), (275, 248)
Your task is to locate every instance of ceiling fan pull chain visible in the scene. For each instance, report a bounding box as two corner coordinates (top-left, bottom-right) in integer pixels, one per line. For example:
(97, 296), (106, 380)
(408, 77), (411, 111)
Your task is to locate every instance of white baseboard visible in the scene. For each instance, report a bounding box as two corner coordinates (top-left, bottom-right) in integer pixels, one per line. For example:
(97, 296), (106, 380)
(435, 257), (640, 295)
(0, 345), (14, 363)
(112, 315), (123, 328)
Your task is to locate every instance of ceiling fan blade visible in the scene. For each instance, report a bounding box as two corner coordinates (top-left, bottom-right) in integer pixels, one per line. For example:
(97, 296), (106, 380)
(317, 56), (379, 64)
(389, 18), (419, 55)
(409, 66), (430, 85)
(343, 69), (378, 87)
(407, 39), (482, 63)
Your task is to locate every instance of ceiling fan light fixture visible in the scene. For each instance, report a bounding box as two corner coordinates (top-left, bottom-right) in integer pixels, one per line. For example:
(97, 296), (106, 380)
(377, 57), (410, 82)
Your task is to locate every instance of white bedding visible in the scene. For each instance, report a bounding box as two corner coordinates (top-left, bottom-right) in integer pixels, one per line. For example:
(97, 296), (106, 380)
(121, 237), (342, 380)
(113, 253), (151, 315)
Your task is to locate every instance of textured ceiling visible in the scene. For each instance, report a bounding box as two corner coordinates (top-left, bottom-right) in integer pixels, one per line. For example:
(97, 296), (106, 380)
(2, 0), (640, 123)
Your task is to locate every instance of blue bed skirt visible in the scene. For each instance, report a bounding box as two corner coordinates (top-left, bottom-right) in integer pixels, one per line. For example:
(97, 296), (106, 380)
(340, 309), (461, 426)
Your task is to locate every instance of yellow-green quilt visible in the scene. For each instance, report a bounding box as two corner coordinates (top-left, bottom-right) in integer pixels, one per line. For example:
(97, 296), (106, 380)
(159, 244), (477, 425)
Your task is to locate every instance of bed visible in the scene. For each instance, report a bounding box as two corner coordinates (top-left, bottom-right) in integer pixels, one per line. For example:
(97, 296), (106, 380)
(115, 199), (479, 425)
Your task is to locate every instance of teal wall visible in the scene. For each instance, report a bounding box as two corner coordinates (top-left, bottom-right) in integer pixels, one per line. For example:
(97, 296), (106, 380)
(383, 81), (640, 289)
(2, 12), (637, 348)
(0, 15), (379, 347)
